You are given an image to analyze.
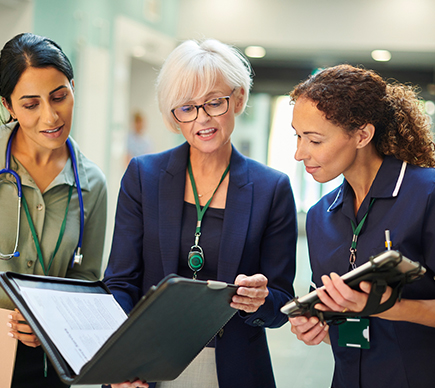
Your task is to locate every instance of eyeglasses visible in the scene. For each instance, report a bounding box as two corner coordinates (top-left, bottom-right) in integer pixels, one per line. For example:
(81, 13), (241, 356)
(171, 89), (235, 123)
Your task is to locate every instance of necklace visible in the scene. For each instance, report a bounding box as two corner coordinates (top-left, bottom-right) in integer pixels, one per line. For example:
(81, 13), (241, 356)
(187, 157), (230, 279)
(197, 187), (214, 198)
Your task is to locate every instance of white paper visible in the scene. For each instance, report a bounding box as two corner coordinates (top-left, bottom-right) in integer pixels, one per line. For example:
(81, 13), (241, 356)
(20, 287), (127, 374)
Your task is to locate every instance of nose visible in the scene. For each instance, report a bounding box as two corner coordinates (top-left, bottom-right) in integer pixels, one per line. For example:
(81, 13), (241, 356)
(294, 138), (309, 161)
(195, 105), (211, 123)
(41, 102), (59, 125)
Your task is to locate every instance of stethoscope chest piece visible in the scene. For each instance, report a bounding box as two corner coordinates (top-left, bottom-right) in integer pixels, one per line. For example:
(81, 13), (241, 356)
(73, 247), (83, 265)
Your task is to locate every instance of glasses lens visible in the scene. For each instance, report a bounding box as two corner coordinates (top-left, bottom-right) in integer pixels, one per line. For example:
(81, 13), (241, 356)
(173, 105), (196, 122)
(204, 97), (228, 117)
(172, 96), (230, 123)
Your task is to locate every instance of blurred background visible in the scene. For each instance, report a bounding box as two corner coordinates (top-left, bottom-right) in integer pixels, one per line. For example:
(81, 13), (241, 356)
(1, 0), (434, 386)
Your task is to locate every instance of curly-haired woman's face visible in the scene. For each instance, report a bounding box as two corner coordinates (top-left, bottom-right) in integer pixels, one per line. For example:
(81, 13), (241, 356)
(292, 97), (361, 183)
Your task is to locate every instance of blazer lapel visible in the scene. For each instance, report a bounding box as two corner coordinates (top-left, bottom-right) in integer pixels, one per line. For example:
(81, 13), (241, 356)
(218, 147), (253, 283)
(159, 143), (189, 276)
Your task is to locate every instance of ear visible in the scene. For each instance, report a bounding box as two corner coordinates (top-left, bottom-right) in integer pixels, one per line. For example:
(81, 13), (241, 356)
(356, 124), (375, 149)
(234, 88), (245, 114)
(1, 97), (16, 119)
(71, 79), (75, 93)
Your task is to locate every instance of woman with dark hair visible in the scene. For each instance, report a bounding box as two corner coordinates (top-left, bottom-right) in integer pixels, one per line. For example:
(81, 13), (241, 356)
(289, 64), (435, 387)
(0, 33), (107, 388)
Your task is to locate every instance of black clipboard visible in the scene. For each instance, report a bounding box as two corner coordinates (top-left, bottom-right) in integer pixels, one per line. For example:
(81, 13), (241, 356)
(0, 272), (238, 385)
(280, 250), (425, 318)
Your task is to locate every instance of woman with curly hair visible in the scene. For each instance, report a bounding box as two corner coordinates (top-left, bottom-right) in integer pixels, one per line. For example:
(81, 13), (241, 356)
(289, 64), (435, 387)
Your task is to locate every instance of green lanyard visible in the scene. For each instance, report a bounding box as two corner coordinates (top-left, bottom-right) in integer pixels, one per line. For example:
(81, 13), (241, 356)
(349, 198), (375, 269)
(187, 157), (230, 278)
(21, 186), (73, 276)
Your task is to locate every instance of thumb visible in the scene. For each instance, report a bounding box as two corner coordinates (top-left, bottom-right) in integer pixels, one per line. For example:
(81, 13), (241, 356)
(359, 281), (372, 294)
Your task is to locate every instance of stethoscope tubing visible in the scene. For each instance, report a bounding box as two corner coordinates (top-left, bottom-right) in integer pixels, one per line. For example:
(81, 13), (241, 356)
(66, 139), (84, 256)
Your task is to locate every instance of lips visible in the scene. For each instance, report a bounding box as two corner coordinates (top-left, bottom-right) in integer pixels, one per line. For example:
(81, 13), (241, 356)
(41, 125), (62, 134)
(196, 128), (217, 138)
(305, 165), (320, 174)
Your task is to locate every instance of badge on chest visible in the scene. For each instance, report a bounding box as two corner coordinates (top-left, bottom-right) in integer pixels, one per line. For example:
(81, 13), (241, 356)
(338, 318), (370, 349)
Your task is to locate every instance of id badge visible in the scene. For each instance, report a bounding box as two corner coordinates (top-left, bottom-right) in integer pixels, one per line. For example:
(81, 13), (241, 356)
(338, 318), (370, 349)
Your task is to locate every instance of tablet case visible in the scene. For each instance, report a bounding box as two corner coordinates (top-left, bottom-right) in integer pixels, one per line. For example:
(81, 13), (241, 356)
(0, 272), (238, 385)
(281, 250), (425, 322)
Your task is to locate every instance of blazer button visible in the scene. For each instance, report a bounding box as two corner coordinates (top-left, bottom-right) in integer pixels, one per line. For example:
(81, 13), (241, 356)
(218, 328), (224, 338)
(252, 318), (265, 327)
(27, 260), (34, 268)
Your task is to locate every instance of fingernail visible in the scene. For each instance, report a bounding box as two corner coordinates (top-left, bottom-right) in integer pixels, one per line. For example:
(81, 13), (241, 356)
(8, 332), (14, 338)
(7, 322), (12, 328)
(8, 315), (13, 320)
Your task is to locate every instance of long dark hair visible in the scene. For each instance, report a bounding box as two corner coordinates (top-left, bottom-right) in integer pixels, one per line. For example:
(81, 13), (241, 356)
(290, 64), (435, 167)
(0, 33), (73, 110)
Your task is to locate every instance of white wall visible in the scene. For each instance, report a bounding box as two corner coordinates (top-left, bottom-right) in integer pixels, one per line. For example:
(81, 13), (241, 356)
(0, 0), (33, 50)
(177, 0), (435, 52)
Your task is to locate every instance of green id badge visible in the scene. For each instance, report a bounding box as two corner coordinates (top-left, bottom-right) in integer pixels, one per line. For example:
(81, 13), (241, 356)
(338, 318), (370, 349)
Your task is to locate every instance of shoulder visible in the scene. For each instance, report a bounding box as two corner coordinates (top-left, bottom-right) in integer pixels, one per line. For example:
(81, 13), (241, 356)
(0, 122), (17, 151)
(80, 153), (107, 187)
(400, 163), (435, 198)
(124, 142), (188, 181)
(308, 184), (342, 218)
(68, 136), (107, 192)
(406, 163), (435, 181)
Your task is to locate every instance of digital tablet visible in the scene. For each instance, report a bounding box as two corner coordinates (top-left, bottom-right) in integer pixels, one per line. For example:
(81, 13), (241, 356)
(280, 250), (426, 317)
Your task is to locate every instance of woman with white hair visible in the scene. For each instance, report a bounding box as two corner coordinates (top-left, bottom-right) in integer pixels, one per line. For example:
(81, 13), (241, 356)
(104, 39), (297, 388)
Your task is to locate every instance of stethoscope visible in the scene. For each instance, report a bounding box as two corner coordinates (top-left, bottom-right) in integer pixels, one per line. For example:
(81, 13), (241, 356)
(0, 126), (84, 267)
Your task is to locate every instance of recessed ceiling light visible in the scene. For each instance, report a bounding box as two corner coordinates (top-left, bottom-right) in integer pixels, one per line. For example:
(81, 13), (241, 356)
(245, 46), (266, 59)
(425, 101), (435, 115)
(371, 49), (391, 62)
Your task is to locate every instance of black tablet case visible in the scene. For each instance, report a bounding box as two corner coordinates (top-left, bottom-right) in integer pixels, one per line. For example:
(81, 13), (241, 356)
(0, 272), (238, 385)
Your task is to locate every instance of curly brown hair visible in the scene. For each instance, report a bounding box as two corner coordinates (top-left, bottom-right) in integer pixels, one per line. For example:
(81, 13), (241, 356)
(290, 64), (435, 167)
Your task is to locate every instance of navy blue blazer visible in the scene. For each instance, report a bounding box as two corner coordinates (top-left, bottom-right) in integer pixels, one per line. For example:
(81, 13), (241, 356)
(104, 142), (297, 388)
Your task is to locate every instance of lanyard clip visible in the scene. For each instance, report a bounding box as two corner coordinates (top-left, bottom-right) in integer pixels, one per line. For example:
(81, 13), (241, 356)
(194, 232), (201, 247)
(349, 247), (357, 269)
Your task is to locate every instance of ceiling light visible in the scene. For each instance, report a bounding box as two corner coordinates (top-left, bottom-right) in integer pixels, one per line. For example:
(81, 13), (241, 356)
(245, 46), (266, 59)
(425, 101), (435, 116)
(371, 50), (392, 62)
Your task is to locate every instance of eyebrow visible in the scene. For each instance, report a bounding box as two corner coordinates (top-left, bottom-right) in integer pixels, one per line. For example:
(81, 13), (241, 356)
(19, 85), (68, 100)
(292, 125), (324, 136)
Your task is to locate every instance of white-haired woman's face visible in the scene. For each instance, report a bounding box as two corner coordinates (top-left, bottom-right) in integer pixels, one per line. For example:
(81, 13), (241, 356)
(176, 77), (244, 157)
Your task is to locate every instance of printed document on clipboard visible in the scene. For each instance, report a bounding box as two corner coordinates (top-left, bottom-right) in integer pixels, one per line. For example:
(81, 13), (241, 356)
(19, 287), (127, 374)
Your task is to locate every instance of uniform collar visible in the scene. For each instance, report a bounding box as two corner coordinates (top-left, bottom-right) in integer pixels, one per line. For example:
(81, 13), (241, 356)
(328, 156), (407, 212)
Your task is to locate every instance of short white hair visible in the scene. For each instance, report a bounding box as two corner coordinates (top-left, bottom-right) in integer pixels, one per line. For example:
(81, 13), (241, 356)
(156, 39), (253, 133)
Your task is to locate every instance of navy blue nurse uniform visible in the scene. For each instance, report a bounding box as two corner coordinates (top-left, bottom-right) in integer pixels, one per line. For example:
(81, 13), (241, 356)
(306, 155), (435, 388)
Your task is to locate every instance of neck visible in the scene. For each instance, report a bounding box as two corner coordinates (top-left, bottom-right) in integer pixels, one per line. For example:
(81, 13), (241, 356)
(344, 146), (383, 214)
(12, 128), (67, 166)
(189, 144), (232, 175)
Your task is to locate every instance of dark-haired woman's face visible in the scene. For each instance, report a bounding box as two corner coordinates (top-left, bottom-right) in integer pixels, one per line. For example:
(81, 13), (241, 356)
(5, 66), (74, 152)
(292, 97), (360, 183)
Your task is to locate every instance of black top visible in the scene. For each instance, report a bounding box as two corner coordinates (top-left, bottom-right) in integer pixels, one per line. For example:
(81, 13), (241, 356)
(179, 201), (225, 281)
